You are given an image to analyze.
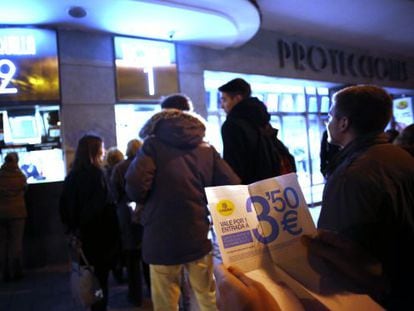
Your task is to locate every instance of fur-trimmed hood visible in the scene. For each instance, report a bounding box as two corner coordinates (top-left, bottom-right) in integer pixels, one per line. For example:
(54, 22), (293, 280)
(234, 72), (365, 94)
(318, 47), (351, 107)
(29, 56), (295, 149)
(139, 109), (206, 148)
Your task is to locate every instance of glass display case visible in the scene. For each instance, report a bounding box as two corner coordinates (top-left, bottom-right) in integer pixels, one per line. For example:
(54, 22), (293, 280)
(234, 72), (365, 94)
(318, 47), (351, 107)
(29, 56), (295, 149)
(0, 105), (64, 184)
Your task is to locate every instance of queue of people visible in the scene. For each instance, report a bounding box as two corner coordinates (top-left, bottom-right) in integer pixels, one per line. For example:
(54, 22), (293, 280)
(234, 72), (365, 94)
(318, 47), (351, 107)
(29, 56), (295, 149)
(61, 83), (413, 311)
(1, 80), (411, 310)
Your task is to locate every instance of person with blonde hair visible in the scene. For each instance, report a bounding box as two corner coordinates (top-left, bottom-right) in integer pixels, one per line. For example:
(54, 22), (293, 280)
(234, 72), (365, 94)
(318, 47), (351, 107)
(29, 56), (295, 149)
(111, 139), (149, 306)
(103, 147), (124, 184)
(102, 146), (125, 283)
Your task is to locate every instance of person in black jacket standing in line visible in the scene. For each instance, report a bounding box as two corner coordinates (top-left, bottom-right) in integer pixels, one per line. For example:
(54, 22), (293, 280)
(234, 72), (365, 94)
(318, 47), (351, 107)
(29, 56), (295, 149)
(218, 78), (294, 184)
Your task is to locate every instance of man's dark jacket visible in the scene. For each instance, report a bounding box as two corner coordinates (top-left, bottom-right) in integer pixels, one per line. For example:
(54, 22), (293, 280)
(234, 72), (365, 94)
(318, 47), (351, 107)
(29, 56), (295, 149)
(318, 133), (414, 309)
(125, 110), (240, 265)
(221, 96), (278, 184)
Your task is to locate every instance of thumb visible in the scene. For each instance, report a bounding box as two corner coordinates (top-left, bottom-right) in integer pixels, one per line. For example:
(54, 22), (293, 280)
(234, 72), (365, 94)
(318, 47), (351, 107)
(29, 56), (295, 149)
(228, 266), (258, 287)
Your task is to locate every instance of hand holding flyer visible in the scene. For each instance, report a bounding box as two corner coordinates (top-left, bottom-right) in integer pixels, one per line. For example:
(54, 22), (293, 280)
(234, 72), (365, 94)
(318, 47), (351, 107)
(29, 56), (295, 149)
(206, 173), (383, 310)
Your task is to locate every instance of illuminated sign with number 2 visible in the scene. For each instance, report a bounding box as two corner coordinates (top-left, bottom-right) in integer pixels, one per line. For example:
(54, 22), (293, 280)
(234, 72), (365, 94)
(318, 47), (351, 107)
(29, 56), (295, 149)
(0, 28), (59, 103)
(0, 32), (36, 95)
(0, 59), (18, 94)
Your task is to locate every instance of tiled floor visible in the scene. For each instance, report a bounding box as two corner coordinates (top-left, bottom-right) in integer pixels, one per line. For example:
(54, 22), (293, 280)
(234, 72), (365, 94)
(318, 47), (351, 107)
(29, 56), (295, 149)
(0, 264), (153, 311)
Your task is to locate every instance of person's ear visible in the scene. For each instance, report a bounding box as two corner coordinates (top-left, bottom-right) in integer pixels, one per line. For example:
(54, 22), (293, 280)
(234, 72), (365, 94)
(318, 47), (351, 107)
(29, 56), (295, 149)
(234, 94), (243, 104)
(338, 116), (350, 132)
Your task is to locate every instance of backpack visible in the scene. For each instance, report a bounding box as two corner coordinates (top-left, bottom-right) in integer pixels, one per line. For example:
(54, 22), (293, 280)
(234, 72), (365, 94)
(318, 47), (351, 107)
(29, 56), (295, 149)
(255, 124), (296, 180)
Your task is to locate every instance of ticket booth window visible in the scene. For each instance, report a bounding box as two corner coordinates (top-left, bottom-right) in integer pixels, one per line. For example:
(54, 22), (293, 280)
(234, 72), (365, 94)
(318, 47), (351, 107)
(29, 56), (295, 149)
(0, 105), (64, 184)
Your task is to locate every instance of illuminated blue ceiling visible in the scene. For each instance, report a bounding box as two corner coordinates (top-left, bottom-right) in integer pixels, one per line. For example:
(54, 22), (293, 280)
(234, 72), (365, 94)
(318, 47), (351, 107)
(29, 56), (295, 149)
(1, 0), (413, 57)
(0, 0), (260, 49)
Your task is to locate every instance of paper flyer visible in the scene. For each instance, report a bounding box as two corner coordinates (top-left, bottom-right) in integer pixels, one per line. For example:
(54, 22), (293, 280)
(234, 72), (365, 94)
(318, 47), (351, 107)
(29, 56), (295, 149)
(206, 174), (316, 278)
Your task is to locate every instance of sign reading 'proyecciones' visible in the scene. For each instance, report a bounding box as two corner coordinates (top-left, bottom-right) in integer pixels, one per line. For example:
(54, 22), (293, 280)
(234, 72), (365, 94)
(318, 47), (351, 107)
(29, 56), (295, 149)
(277, 39), (408, 82)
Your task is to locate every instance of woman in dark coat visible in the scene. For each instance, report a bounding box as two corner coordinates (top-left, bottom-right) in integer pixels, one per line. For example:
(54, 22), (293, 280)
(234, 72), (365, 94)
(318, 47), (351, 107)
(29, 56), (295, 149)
(60, 135), (119, 311)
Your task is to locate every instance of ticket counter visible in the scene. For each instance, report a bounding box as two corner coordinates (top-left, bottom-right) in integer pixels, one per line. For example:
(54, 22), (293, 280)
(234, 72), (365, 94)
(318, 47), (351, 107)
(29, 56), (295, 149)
(0, 27), (67, 268)
(23, 181), (67, 268)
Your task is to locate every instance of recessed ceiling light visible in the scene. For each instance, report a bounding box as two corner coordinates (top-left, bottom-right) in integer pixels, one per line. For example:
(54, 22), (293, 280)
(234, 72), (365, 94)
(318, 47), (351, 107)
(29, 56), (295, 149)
(68, 6), (87, 18)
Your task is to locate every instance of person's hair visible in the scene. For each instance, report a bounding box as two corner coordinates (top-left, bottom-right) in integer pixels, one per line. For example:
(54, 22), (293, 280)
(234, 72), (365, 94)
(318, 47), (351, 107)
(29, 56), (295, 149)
(395, 124), (414, 146)
(126, 139), (142, 159)
(333, 85), (392, 135)
(72, 134), (103, 170)
(4, 152), (19, 164)
(160, 94), (193, 111)
(104, 147), (124, 168)
(218, 78), (252, 99)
